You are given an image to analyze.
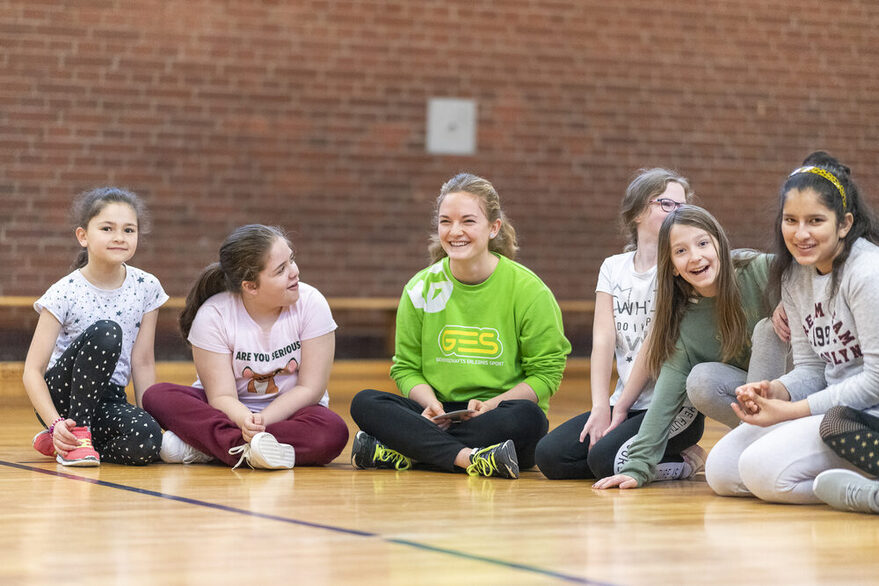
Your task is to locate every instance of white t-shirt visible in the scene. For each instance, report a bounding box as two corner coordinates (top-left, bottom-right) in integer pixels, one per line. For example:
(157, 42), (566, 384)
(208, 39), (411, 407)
(34, 265), (169, 387)
(188, 282), (337, 412)
(595, 251), (656, 410)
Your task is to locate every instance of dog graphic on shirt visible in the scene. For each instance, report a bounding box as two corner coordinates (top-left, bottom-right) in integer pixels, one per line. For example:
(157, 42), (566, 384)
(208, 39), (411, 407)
(242, 358), (299, 395)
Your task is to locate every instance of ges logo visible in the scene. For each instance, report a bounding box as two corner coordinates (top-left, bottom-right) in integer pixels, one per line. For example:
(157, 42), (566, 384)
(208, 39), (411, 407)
(439, 326), (503, 359)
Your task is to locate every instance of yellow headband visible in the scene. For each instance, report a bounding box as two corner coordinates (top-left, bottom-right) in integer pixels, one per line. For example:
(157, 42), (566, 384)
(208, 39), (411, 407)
(789, 166), (847, 209)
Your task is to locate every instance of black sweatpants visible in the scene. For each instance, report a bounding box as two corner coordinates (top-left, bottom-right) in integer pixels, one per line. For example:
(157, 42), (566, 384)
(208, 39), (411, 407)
(350, 388), (548, 472)
(534, 405), (704, 480)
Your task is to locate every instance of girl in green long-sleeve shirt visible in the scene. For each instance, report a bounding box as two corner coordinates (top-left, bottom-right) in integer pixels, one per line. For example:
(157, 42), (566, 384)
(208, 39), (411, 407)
(349, 173), (571, 479)
(594, 205), (779, 489)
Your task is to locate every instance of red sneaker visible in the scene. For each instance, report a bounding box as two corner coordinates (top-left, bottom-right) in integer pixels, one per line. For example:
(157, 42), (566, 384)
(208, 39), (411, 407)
(32, 430), (56, 457)
(55, 427), (100, 467)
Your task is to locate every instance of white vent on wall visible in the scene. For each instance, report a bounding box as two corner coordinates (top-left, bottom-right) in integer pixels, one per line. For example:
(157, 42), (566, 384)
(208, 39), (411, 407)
(426, 98), (477, 155)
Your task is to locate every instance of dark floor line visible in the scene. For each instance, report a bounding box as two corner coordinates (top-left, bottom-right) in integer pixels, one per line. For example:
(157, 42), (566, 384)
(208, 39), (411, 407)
(3, 460), (609, 585)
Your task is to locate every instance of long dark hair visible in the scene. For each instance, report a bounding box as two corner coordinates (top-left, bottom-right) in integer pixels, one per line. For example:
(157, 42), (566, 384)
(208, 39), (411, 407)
(70, 187), (149, 269)
(646, 205), (758, 376)
(179, 224), (290, 339)
(770, 151), (879, 298)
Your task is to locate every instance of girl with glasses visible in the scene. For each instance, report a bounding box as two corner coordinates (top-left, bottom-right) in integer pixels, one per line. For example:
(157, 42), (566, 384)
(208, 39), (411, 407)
(535, 168), (701, 481)
(593, 205), (785, 490)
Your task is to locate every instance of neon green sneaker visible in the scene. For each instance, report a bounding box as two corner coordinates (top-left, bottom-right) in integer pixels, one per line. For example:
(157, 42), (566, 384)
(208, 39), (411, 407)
(466, 439), (519, 479)
(351, 431), (412, 471)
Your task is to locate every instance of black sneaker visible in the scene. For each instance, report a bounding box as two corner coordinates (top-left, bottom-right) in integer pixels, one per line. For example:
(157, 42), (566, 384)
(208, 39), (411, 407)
(350, 431), (412, 470)
(466, 439), (519, 479)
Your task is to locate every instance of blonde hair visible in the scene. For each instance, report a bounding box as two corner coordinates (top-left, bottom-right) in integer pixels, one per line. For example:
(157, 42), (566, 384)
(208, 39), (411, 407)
(427, 173), (518, 263)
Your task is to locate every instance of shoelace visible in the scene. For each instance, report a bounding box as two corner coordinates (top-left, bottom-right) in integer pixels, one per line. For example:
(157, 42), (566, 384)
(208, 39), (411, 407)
(845, 484), (865, 509)
(374, 444), (411, 470)
(228, 444), (252, 470)
(77, 436), (95, 449)
(466, 448), (497, 477)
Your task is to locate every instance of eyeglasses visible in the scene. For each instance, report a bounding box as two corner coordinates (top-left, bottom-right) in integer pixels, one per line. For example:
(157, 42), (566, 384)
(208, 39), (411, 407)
(650, 198), (685, 213)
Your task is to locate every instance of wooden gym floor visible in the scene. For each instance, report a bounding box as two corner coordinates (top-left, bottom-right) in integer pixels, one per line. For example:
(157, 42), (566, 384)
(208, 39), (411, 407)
(2, 360), (878, 585)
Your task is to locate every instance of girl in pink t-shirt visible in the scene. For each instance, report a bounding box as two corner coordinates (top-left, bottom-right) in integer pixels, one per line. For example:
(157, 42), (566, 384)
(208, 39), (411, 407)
(143, 225), (348, 469)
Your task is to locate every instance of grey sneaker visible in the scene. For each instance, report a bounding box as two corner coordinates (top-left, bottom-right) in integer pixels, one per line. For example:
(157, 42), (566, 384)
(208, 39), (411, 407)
(160, 430), (214, 464)
(813, 469), (879, 514)
(466, 439), (519, 479)
(229, 432), (295, 470)
(350, 431), (411, 470)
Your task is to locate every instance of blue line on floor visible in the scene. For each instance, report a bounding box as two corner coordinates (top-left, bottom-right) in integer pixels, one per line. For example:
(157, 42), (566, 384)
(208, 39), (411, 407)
(3, 460), (609, 585)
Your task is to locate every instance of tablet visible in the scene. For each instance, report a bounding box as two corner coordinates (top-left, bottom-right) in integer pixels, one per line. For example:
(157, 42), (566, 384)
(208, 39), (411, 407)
(431, 409), (476, 422)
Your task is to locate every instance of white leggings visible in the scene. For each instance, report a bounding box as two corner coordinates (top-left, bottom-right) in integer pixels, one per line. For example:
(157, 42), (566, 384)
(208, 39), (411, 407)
(705, 415), (862, 503)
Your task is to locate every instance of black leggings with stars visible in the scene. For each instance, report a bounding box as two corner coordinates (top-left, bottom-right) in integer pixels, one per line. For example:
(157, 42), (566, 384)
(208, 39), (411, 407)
(820, 405), (879, 477)
(40, 320), (162, 465)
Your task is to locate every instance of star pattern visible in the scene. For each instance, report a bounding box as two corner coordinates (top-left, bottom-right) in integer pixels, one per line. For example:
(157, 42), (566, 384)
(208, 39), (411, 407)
(37, 266), (167, 388)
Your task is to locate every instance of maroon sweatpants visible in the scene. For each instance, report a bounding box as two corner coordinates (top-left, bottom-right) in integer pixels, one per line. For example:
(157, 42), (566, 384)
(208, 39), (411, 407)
(143, 383), (349, 467)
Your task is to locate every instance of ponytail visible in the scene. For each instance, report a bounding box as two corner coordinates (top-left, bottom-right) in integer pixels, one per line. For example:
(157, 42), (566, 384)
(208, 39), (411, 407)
(178, 224), (289, 342)
(489, 217), (518, 261)
(72, 249), (89, 270)
(179, 263), (227, 340)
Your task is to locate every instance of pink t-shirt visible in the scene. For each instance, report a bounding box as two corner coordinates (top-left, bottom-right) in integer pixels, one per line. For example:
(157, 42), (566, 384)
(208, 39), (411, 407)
(188, 283), (337, 411)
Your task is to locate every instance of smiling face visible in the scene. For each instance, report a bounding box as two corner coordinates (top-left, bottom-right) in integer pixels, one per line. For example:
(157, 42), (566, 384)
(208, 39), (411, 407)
(669, 223), (720, 297)
(245, 237), (300, 307)
(781, 187), (853, 275)
(75, 202), (139, 267)
(437, 191), (502, 266)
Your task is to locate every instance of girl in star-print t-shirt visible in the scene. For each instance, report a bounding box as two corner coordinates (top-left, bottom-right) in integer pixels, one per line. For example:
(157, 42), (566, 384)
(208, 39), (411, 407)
(23, 187), (167, 467)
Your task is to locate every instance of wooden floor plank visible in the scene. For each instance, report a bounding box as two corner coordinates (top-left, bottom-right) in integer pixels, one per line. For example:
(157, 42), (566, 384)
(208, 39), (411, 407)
(2, 361), (878, 585)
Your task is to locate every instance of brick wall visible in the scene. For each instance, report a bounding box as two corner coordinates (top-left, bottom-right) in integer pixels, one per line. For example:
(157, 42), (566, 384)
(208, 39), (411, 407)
(2, 0), (878, 356)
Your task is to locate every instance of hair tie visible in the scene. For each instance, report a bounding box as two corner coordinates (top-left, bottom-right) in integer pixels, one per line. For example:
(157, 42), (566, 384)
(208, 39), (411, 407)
(789, 166), (847, 209)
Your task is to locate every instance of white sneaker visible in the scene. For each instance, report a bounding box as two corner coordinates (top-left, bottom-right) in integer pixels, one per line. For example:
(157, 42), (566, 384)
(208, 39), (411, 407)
(160, 430), (214, 464)
(813, 469), (879, 514)
(680, 444), (707, 479)
(228, 432), (295, 470)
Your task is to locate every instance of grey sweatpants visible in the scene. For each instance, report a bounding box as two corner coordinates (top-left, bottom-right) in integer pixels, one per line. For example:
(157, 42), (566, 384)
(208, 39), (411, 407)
(685, 318), (790, 429)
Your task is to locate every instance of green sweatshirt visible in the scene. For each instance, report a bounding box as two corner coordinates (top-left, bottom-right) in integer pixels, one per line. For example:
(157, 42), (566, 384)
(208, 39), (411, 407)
(620, 253), (772, 485)
(390, 254), (571, 413)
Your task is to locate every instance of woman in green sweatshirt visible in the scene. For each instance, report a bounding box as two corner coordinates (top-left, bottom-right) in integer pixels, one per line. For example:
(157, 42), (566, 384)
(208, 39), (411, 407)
(349, 173), (571, 479)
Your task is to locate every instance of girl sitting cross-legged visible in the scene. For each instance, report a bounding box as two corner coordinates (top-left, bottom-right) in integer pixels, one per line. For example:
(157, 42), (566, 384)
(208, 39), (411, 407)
(143, 224), (349, 470)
